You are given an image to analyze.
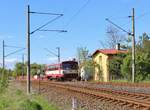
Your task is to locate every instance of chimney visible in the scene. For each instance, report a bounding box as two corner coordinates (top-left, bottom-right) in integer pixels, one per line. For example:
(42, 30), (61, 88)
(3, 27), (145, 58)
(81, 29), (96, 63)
(116, 43), (120, 50)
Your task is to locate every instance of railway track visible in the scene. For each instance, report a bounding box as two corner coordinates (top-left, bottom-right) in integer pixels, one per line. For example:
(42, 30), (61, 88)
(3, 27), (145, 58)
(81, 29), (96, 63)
(19, 80), (150, 110)
(89, 81), (150, 88)
(36, 81), (150, 110)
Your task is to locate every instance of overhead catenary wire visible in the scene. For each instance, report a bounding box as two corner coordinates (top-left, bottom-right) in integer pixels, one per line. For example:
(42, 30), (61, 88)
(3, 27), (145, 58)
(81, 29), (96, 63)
(105, 18), (131, 35)
(64, 0), (91, 27)
(38, 29), (67, 33)
(4, 45), (25, 49)
(135, 10), (150, 20)
(44, 48), (58, 57)
(53, 0), (91, 38)
(26, 5), (66, 94)
(30, 15), (63, 34)
(106, 8), (135, 82)
(108, 16), (130, 20)
(107, 0), (140, 20)
(5, 48), (25, 58)
(122, 10), (150, 27)
(30, 11), (63, 16)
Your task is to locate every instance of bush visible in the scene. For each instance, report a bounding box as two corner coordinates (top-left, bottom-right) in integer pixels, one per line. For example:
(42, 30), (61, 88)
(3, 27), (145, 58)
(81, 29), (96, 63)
(0, 84), (59, 110)
(21, 99), (42, 110)
(0, 74), (8, 93)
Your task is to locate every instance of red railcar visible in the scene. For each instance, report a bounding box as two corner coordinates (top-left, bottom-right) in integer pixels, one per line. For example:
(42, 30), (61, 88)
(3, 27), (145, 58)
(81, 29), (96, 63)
(45, 61), (78, 80)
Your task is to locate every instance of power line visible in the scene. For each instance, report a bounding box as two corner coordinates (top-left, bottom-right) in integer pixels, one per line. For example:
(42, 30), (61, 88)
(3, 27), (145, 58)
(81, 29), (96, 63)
(26, 5), (66, 94)
(44, 47), (61, 63)
(135, 10), (150, 20)
(118, 10), (150, 28)
(106, 8), (135, 82)
(52, 0), (91, 38)
(44, 48), (58, 57)
(2, 40), (25, 78)
(108, 16), (130, 20)
(4, 45), (25, 49)
(30, 11), (63, 16)
(64, 0), (91, 27)
(30, 15), (63, 34)
(105, 18), (131, 35)
(107, 0), (140, 20)
(5, 48), (25, 58)
(38, 29), (67, 33)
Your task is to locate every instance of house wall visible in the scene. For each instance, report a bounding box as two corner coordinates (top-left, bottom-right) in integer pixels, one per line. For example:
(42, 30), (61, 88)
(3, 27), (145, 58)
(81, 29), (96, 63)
(93, 53), (109, 82)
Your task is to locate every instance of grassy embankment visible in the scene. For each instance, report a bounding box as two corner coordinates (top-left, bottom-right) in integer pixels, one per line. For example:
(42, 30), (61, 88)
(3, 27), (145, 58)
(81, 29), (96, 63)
(0, 81), (59, 110)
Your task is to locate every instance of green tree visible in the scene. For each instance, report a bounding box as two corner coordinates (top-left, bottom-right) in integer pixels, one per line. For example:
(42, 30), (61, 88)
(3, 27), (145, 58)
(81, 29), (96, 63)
(77, 47), (95, 79)
(121, 52), (132, 81)
(121, 33), (150, 82)
(14, 62), (24, 76)
(13, 62), (44, 77)
(77, 47), (89, 64)
(109, 53), (126, 80)
(31, 63), (41, 76)
(0, 68), (10, 93)
(82, 59), (95, 79)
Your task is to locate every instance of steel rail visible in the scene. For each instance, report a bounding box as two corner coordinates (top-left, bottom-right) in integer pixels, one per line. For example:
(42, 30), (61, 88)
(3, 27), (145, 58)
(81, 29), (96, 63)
(38, 81), (150, 109)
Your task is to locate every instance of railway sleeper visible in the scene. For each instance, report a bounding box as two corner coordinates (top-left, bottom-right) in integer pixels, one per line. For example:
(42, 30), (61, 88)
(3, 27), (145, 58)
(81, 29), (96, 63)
(34, 81), (150, 109)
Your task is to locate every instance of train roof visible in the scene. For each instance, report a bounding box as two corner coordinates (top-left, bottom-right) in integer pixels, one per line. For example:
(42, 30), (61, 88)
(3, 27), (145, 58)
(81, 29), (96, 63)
(45, 60), (78, 67)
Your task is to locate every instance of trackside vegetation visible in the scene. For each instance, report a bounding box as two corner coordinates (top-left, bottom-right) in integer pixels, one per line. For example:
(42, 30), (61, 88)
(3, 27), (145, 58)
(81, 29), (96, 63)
(0, 82), (59, 110)
(0, 69), (9, 93)
(109, 33), (150, 82)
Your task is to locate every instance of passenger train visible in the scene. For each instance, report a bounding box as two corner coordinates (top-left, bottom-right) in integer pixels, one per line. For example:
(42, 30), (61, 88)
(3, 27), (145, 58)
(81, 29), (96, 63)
(45, 60), (79, 80)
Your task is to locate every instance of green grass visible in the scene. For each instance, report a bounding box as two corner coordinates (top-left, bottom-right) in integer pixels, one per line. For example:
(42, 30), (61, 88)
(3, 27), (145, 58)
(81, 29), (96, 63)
(0, 83), (59, 110)
(140, 80), (150, 83)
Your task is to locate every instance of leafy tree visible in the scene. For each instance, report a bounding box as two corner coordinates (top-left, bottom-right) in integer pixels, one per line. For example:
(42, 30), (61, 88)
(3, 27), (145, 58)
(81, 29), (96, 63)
(121, 36), (132, 49)
(31, 63), (41, 76)
(0, 68), (11, 93)
(121, 33), (150, 82)
(12, 71), (17, 79)
(13, 62), (44, 77)
(77, 47), (95, 79)
(100, 25), (127, 49)
(77, 47), (89, 64)
(81, 59), (95, 80)
(14, 62), (25, 76)
(121, 52), (132, 81)
(109, 53), (126, 80)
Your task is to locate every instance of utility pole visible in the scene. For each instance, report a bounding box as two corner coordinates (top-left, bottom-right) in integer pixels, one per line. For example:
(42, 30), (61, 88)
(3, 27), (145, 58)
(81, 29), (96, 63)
(2, 40), (5, 79)
(132, 8), (135, 83)
(26, 5), (66, 94)
(27, 5), (31, 94)
(45, 47), (61, 63)
(56, 47), (61, 80)
(105, 8), (136, 83)
(2, 40), (25, 79)
(57, 47), (60, 63)
(2, 40), (5, 70)
(22, 54), (24, 78)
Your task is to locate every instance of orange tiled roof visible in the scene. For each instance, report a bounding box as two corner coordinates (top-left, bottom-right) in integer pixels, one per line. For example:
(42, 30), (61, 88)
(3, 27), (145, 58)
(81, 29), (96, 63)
(92, 49), (127, 56)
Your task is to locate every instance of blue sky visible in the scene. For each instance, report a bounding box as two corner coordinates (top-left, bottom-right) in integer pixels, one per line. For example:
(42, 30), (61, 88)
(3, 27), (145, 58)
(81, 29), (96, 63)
(0, 0), (150, 68)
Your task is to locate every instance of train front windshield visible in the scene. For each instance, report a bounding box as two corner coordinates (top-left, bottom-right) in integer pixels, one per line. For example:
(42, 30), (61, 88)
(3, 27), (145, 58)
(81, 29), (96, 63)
(62, 61), (78, 70)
